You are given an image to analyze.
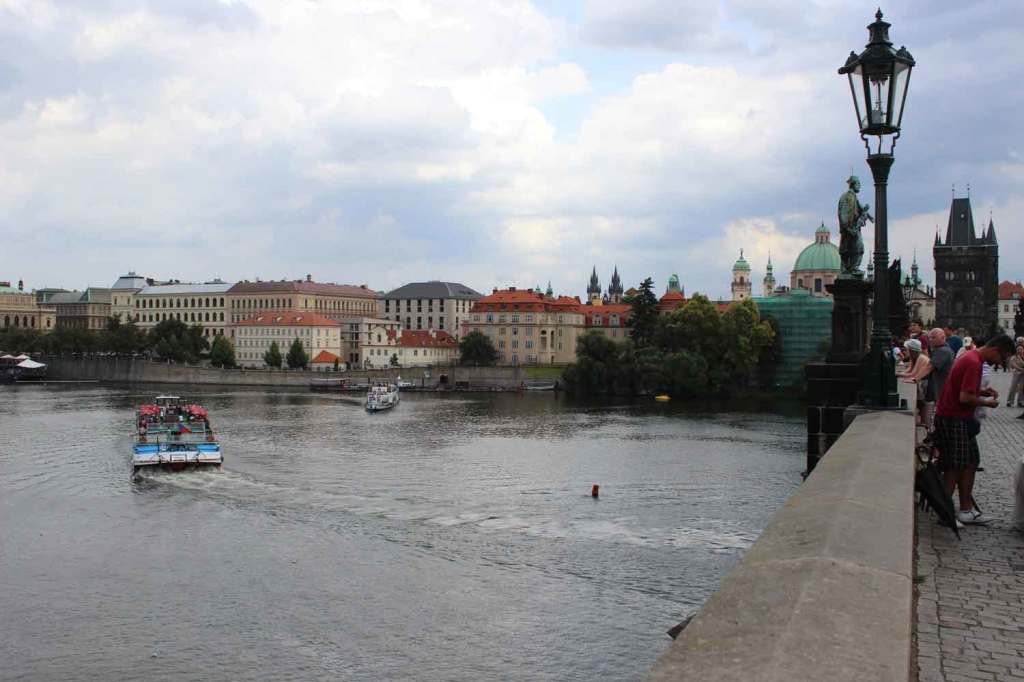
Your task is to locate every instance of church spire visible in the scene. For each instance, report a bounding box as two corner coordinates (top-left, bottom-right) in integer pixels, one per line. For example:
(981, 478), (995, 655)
(607, 265), (624, 303)
(545, 280), (553, 297)
(985, 217), (998, 244)
(586, 266), (602, 305)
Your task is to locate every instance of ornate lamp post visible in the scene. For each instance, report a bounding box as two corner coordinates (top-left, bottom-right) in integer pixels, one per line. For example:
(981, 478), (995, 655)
(839, 9), (914, 408)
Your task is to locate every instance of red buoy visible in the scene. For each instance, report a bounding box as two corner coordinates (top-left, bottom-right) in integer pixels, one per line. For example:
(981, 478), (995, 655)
(591, 484), (600, 498)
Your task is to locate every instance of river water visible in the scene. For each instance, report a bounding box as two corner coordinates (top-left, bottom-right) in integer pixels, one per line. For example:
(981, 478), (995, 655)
(0, 385), (804, 681)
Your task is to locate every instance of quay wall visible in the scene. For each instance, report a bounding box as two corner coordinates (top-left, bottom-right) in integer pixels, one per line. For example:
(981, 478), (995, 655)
(648, 407), (916, 681)
(42, 356), (539, 389)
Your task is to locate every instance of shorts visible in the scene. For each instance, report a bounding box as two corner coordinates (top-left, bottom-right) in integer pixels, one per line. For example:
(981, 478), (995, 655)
(933, 415), (980, 471)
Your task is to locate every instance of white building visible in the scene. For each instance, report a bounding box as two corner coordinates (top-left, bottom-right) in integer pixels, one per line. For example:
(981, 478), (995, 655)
(998, 281), (1023, 334)
(362, 327), (459, 368)
(379, 281), (482, 340)
(233, 312), (342, 368)
(130, 281), (234, 339)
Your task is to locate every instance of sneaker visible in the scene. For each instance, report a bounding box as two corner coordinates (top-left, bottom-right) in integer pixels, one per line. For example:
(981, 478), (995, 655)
(957, 509), (993, 525)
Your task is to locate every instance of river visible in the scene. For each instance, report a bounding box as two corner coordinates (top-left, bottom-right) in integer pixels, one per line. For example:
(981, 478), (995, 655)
(0, 385), (804, 681)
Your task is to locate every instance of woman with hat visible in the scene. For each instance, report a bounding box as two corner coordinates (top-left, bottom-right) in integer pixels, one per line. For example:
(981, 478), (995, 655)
(898, 337), (934, 429)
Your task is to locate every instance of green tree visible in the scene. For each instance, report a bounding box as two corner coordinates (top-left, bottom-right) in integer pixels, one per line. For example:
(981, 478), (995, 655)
(389, 353), (399, 367)
(627, 277), (660, 348)
(209, 335), (237, 368)
(459, 330), (499, 366)
(286, 337), (308, 369)
(263, 341), (283, 369)
(562, 331), (623, 395)
(149, 319), (208, 363)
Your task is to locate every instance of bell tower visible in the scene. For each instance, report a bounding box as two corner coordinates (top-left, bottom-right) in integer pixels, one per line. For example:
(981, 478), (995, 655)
(731, 250), (752, 301)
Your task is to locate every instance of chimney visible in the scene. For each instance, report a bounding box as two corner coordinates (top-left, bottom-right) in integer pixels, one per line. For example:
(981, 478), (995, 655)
(18, 279), (23, 291)
(493, 288), (498, 293)
(510, 286), (516, 291)
(306, 274), (312, 282)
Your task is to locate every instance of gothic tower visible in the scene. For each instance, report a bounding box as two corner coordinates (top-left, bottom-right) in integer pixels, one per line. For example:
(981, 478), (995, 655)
(586, 266), (602, 306)
(731, 250), (752, 301)
(933, 196), (999, 335)
(762, 253), (776, 297)
(607, 266), (624, 304)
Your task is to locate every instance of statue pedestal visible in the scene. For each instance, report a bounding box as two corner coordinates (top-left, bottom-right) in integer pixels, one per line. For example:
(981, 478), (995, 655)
(826, 277), (873, 362)
(802, 277), (874, 475)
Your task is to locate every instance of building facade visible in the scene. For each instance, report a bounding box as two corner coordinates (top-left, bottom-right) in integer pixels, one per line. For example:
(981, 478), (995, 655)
(227, 277), (380, 326)
(47, 288), (112, 330)
(361, 328), (459, 367)
(234, 312), (342, 368)
(933, 197), (999, 336)
(336, 316), (402, 367)
(130, 281), (233, 338)
(582, 304), (632, 342)
(465, 287), (584, 365)
(791, 223), (841, 297)
(110, 272), (150, 323)
(378, 281), (481, 339)
(0, 280), (56, 331)
(659, 274), (686, 314)
(998, 280), (1023, 334)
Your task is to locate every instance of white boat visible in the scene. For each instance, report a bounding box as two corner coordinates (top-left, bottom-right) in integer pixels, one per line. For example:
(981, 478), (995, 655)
(395, 376), (414, 389)
(366, 382), (400, 412)
(132, 395), (222, 474)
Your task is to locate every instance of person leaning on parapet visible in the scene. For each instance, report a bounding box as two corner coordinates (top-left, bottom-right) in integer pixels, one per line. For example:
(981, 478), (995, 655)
(897, 338), (932, 429)
(908, 318), (925, 342)
(1008, 344), (1024, 408)
(933, 334), (1017, 525)
(926, 329), (955, 429)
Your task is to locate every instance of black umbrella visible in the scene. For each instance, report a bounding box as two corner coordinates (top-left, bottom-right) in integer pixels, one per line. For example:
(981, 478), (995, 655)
(916, 447), (960, 539)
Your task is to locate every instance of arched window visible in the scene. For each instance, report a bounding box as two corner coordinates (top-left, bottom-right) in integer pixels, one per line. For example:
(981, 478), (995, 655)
(814, 278), (823, 293)
(3, 315), (8, 327)
(13, 316), (19, 327)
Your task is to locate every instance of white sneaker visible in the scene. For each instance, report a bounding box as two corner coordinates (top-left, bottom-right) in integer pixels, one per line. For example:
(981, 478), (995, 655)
(957, 509), (993, 525)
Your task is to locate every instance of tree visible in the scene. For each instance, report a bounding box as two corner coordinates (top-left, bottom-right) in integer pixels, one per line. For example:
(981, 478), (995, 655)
(627, 277), (660, 348)
(149, 319), (208, 363)
(459, 330), (499, 366)
(562, 331), (624, 395)
(389, 353), (400, 367)
(263, 341), (283, 369)
(286, 337), (308, 369)
(1015, 299), (1024, 339)
(209, 335), (237, 368)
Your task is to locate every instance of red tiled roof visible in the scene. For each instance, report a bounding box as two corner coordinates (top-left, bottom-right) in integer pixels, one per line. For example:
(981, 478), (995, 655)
(998, 280), (1024, 299)
(470, 288), (583, 314)
(659, 290), (685, 303)
(228, 280), (379, 299)
(584, 304), (632, 326)
(234, 312), (340, 327)
(396, 330), (457, 348)
(311, 350), (341, 363)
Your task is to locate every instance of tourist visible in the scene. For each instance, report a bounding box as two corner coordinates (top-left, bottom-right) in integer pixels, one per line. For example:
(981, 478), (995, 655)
(1007, 344), (1024, 408)
(945, 327), (963, 356)
(898, 338), (932, 428)
(927, 328), (955, 423)
(955, 336), (976, 360)
(933, 334), (1016, 525)
(908, 318), (925, 342)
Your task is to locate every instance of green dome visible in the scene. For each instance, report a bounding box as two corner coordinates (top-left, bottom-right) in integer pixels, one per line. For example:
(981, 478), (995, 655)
(793, 224), (840, 272)
(793, 242), (840, 272)
(733, 249), (751, 271)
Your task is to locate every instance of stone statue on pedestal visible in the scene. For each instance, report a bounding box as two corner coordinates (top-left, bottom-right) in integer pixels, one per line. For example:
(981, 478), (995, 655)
(837, 175), (873, 278)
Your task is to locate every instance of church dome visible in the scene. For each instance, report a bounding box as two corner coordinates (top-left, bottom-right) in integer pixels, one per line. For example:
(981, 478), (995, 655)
(793, 223), (841, 273)
(733, 250), (751, 272)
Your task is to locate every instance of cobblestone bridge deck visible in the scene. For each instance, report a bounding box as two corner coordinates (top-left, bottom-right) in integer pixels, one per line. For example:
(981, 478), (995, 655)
(916, 371), (1024, 681)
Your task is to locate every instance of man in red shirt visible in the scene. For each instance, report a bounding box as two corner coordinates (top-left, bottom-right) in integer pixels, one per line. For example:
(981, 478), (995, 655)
(934, 334), (1016, 524)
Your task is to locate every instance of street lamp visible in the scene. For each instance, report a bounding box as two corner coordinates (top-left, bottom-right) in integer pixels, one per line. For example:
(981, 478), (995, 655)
(839, 9), (914, 408)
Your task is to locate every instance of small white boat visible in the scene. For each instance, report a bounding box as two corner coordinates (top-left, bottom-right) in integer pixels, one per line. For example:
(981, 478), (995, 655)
(366, 382), (400, 412)
(395, 376), (414, 389)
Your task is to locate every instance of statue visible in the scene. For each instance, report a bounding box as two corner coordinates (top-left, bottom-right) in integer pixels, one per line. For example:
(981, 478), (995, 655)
(837, 175), (873, 278)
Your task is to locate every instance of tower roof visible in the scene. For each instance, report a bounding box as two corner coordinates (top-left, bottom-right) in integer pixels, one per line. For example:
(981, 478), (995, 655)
(944, 197), (977, 246)
(587, 266), (601, 294)
(985, 218), (998, 245)
(794, 224), (841, 272)
(608, 265), (623, 294)
(733, 249), (751, 272)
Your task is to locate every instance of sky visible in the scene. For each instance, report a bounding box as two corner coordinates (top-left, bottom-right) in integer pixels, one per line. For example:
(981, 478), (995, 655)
(1, 0), (1021, 300)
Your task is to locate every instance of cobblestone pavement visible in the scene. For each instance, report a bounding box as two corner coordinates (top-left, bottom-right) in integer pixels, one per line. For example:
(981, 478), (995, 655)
(916, 371), (1024, 681)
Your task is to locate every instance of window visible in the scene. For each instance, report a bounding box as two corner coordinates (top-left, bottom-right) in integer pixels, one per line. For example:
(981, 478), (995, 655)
(526, 313), (533, 323)
(498, 314), (506, 323)
(498, 340), (506, 349)
(814, 278), (823, 293)
(525, 340), (533, 349)
(486, 313), (494, 323)
(512, 340), (518, 349)
(511, 313), (519, 323)
(499, 327), (506, 336)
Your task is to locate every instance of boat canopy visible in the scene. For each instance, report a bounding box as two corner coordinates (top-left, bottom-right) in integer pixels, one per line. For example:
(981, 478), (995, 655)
(16, 359), (45, 369)
(186, 405), (208, 418)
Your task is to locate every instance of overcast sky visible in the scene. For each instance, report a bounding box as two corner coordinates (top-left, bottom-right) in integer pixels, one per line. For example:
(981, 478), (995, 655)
(1, 0), (1020, 299)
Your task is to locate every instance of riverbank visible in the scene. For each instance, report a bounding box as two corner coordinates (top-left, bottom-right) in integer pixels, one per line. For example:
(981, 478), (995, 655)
(42, 356), (555, 390)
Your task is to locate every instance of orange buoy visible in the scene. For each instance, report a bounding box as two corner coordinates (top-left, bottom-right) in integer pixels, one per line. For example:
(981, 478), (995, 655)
(591, 484), (600, 498)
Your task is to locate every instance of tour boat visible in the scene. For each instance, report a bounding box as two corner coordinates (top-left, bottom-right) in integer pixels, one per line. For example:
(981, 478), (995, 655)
(132, 395), (222, 474)
(366, 382), (400, 412)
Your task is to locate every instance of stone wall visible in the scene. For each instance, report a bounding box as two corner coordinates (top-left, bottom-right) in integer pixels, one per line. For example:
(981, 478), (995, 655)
(648, 407), (915, 681)
(43, 356), (535, 389)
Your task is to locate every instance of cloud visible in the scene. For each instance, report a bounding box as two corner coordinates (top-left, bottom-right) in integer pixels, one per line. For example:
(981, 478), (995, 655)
(0, 0), (1021, 304)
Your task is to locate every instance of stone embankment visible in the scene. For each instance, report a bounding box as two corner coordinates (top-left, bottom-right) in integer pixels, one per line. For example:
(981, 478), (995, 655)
(43, 356), (548, 390)
(648, 405), (916, 681)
